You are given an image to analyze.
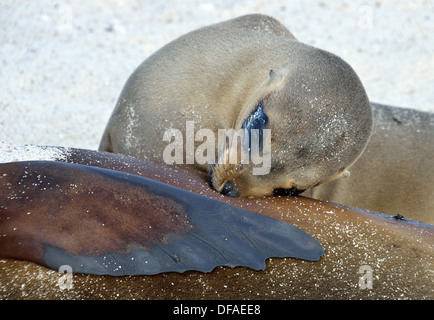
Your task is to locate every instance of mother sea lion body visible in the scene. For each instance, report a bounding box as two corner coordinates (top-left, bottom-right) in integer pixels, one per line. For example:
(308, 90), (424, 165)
(100, 14), (372, 198)
(0, 146), (433, 299)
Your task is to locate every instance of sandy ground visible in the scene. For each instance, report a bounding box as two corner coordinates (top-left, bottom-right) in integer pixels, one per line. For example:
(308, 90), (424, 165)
(1, 0), (433, 151)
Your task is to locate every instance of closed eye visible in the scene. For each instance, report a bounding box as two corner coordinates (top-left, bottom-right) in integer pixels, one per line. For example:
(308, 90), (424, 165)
(242, 100), (268, 151)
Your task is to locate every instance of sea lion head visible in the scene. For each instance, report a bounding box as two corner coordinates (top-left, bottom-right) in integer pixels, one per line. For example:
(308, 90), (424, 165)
(210, 45), (372, 198)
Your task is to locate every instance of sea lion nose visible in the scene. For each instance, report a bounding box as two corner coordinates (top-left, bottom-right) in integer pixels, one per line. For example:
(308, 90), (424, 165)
(273, 187), (305, 197)
(221, 180), (240, 197)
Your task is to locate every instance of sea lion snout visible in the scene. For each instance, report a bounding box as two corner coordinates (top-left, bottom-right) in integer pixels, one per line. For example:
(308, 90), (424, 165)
(220, 180), (305, 198)
(220, 180), (240, 197)
(273, 187), (305, 197)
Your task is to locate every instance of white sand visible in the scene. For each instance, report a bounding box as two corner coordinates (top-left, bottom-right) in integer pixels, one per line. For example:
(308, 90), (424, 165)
(1, 0), (433, 152)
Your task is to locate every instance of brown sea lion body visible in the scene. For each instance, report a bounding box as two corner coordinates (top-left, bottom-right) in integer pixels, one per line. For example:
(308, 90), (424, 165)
(0, 147), (432, 299)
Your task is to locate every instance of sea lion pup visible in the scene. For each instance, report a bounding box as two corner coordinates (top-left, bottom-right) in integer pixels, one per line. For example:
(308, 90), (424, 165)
(308, 103), (434, 225)
(100, 14), (372, 198)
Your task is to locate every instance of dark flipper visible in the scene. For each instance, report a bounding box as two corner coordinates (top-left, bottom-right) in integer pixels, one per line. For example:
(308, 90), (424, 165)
(0, 161), (323, 275)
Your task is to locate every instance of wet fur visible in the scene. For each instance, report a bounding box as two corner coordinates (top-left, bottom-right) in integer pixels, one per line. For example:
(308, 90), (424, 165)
(1, 148), (433, 299)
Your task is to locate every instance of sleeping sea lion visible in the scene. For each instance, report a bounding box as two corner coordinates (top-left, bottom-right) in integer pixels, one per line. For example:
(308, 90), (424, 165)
(99, 14), (372, 198)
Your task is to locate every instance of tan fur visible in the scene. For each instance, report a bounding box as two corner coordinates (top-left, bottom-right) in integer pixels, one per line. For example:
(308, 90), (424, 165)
(309, 103), (434, 225)
(100, 14), (372, 197)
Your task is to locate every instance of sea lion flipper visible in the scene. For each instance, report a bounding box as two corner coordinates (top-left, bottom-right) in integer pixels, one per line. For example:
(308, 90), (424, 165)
(0, 161), (323, 276)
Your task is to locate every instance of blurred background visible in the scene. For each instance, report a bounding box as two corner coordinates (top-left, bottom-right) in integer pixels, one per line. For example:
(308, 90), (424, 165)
(1, 0), (433, 150)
